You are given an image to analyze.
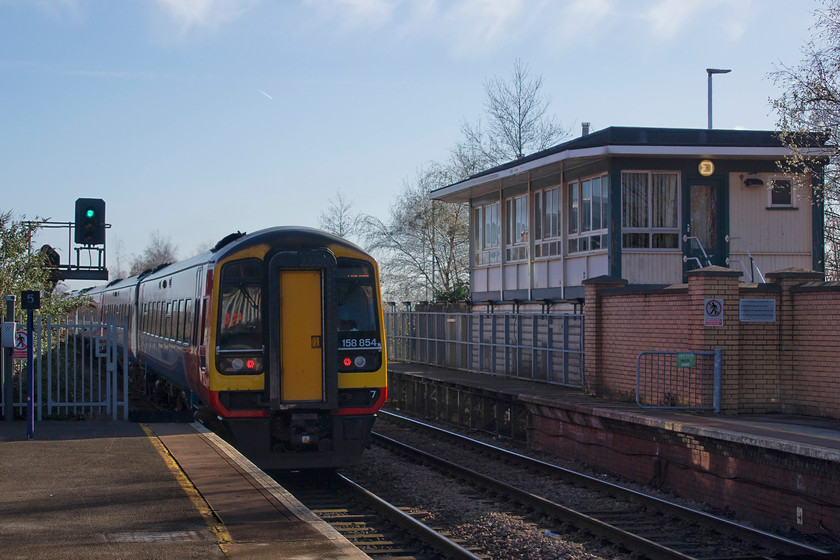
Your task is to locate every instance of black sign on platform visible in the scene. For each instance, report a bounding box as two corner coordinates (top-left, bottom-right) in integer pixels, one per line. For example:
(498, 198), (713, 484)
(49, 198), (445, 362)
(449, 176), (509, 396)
(21, 291), (40, 310)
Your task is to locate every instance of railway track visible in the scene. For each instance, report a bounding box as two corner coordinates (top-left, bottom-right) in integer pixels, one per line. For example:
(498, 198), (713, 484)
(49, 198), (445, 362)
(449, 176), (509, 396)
(368, 409), (834, 560)
(276, 470), (484, 559)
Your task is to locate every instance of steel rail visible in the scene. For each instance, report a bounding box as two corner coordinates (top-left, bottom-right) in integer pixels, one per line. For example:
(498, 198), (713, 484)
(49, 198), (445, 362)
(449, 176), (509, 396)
(337, 472), (484, 560)
(373, 431), (699, 560)
(378, 410), (831, 558)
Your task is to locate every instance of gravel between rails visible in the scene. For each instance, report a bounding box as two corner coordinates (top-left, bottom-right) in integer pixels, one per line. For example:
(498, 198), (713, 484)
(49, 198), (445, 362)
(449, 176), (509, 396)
(342, 417), (647, 560)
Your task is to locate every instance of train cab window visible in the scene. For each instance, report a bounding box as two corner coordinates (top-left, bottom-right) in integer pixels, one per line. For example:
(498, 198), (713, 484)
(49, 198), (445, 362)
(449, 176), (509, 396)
(337, 259), (382, 372)
(337, 262), (377, 333)
(217, 259), (263, 351)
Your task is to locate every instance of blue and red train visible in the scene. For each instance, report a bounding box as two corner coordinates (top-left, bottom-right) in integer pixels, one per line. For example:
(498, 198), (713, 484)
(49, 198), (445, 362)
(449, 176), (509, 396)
(79, 227), (387, 469)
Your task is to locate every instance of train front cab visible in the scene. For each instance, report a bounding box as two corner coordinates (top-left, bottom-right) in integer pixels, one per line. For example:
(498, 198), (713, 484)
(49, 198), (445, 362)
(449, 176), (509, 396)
(212, 246), (386, 470)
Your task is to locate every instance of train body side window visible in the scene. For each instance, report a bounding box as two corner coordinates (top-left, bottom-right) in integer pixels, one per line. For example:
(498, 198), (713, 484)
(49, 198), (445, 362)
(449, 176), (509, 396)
(184, 299), (193, 344)
(217, 259), (263, 350)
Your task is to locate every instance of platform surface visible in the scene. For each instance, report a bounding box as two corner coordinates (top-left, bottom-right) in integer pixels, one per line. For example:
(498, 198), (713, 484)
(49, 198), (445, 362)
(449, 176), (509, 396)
(389, 361), (840, 463)
(0, 421), (369, 560)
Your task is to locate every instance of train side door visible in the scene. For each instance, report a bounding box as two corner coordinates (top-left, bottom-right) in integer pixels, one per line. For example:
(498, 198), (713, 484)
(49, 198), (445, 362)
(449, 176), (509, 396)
(267, 249), (338, 410)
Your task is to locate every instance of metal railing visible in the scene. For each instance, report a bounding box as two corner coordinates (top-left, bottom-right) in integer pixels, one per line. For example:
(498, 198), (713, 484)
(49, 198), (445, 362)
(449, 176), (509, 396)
(636, 349), (721, 413)
(1, 317), (129, 421)
(385, 311), (584, 388)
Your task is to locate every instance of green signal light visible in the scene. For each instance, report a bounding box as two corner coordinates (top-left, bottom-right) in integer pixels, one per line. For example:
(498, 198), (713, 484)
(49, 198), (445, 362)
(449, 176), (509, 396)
(85, 208), (95, 219)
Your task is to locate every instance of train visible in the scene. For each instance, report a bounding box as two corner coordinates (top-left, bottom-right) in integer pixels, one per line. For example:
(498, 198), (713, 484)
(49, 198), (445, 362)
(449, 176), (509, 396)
(77, 226), (387, 469)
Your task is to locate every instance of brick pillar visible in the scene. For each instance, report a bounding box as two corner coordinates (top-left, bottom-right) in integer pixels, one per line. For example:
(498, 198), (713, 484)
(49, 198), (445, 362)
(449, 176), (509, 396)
(687, 266), (741, 413)
(766, 268), (824, 413)
(583, 275), (627, 397)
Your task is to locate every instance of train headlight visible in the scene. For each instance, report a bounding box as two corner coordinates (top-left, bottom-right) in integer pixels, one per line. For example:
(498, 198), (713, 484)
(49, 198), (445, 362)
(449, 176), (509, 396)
(338, 351), (380, 372)
(218, 355), (263, 374)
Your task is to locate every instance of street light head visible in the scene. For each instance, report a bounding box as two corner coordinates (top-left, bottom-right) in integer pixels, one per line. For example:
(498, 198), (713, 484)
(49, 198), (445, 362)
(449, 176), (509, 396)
(707, 68), (732, 75)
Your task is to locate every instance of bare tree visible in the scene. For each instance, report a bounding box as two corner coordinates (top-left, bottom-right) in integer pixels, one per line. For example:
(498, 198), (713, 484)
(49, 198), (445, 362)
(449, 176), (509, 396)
(318, 190), (362, 242)
(110, 238), (128, 281)
(362, 163), (469, 302)
(364, 60), (565, 302)
(129, 230), (177, 276)
(459, 58), (569, 167)
(770, 0), (840, 278)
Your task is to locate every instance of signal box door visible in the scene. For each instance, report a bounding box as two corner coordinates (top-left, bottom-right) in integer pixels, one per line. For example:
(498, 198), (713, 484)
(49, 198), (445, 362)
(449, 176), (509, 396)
(682, 177), (727, 277)
(267, 249), (338, 411)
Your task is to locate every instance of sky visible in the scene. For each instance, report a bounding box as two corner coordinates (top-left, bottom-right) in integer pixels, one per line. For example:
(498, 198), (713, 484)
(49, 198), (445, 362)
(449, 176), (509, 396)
(0, 0), (823, 285)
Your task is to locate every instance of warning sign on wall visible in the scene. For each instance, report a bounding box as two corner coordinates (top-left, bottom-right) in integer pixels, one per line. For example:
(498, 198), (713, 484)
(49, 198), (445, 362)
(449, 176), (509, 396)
(704, 298), (724, 327)
(13, 331), (28, 359)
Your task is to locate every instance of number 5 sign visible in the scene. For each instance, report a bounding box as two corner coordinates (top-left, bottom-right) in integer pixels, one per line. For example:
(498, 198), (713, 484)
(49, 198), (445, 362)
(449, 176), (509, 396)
(21, 290), (40, 310)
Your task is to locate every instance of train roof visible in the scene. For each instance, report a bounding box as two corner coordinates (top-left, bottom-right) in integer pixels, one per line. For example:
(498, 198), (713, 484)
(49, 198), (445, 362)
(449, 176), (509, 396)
(212, 226), (369, 260)
(78, 227), (369, 294)
(139, 226), (371, 282)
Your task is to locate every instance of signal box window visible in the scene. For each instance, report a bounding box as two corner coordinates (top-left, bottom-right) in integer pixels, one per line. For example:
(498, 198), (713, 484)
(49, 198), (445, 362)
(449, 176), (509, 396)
(769, 179), (794, 208)
(473, 202), (501, 266)
(568, 174), (609, 253)
(505, 195), (529, 261)
(218, 259), (263, 350)
(621, 171), (679, 249)
(534, 186), (561, 258)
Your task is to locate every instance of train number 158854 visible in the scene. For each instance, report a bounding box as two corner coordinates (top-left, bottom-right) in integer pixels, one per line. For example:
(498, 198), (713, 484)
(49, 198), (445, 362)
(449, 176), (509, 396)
(340, 337), (380, 349)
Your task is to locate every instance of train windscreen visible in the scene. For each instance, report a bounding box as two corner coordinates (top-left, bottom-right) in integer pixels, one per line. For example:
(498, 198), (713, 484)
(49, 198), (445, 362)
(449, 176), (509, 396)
(217, 258), (264, 351)
(337, 259), (381, 372)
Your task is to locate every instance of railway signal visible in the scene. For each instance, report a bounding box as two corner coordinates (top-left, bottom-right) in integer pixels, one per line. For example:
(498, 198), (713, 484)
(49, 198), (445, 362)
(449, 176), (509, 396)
(74, 198), (106, 246)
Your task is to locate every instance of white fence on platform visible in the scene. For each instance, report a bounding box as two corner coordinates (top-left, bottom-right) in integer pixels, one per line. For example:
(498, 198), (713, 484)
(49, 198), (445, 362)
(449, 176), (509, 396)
(385, 311), (585, 388)
(1, 318), (129, 421)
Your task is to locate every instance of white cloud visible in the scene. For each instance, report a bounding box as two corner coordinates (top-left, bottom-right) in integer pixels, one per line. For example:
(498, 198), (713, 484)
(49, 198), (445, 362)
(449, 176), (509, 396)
(303, 0), (397, 30)
(154, 0), (256, 32)
(552, 0), (613, 42)
(300, 0), (753, 57)
(640, 0), (752, 41)
(442, 0), (526, 43)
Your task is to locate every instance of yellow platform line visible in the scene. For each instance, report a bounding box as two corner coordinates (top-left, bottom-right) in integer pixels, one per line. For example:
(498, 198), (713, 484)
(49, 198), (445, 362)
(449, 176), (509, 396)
(140, 423), (233, 555)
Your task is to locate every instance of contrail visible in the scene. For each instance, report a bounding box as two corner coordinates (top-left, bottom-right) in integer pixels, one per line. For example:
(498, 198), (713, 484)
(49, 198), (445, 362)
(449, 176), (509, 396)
(257, 88), (273, 100)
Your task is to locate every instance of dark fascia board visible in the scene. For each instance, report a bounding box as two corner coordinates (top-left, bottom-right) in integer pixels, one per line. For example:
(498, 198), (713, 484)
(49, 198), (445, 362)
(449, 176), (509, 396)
(431, 126), (831, 202)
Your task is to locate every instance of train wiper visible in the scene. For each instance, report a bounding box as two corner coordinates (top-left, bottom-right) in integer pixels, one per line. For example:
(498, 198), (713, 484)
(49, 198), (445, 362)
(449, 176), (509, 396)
(236, 282), (260, 310)
(337, 281), (360, 306)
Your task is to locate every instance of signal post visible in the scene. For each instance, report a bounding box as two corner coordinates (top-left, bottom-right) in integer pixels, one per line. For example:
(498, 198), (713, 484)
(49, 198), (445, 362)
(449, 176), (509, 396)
(32, 198), (109, 282)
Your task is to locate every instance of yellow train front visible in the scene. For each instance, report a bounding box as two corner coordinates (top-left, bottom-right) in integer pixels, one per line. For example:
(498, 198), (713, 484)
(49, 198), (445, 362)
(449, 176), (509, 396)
(192, 227), (386, 469)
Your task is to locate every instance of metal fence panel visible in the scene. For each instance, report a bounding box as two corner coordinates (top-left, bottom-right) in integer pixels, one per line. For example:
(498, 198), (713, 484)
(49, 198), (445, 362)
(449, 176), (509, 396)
(385, 311), (585, 388)
(636, 349), (721, 413)
(1, 317), (128, 421)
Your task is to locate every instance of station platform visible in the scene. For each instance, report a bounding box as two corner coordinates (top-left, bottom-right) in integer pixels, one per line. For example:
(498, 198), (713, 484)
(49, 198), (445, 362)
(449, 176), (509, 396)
(388, 361), (840, 459)
(0, 420), (369, 560)
(387, 362), (840, 536)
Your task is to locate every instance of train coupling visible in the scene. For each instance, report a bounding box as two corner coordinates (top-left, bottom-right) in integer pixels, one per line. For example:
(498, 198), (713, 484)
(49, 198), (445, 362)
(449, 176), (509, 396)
(287, 412), (323, 447)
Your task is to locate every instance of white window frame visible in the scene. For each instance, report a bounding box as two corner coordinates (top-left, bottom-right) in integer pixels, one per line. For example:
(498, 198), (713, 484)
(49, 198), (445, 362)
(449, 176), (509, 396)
(534, 185), (562, 258)
(768, 177), (797, 209)
(505, 194), (529, 262)
(621, 170), (681, 251)
(568, 173), (609, 254)
(474, 201), (501, 266)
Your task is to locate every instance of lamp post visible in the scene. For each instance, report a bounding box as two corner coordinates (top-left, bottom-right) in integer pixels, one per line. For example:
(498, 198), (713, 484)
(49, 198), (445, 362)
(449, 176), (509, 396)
(707, 68), (731, 129)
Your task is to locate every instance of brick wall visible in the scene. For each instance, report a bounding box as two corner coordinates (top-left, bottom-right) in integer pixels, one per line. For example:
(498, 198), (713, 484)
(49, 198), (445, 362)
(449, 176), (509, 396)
(791, 285), (840, 417)
(584, 268), (839, 418)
